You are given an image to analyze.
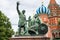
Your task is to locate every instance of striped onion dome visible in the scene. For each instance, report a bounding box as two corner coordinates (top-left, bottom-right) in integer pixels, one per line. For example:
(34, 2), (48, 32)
(36, 5), (50, 15)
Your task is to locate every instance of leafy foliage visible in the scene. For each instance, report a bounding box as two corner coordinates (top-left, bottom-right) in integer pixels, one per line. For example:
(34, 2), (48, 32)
(0, 11), (14, 40)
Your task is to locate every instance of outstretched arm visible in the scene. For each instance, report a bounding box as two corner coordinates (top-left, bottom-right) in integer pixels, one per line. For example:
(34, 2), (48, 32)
(16, 1), (21, 15)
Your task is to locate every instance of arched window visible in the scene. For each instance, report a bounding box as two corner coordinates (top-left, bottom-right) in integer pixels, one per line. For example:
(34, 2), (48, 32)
(58, 18), (60, 25)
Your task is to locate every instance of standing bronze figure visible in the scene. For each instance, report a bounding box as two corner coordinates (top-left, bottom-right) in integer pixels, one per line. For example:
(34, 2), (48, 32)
(16, 2), (26, 35)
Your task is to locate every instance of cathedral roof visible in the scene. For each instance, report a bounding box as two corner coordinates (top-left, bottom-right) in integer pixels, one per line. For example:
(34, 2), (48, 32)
(50, 0), (56, 4)
(36, 5), (50, 15)
(48, 0), (59, 7)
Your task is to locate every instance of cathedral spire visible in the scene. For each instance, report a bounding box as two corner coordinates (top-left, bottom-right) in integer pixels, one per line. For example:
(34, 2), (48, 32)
(50, 0), (56, 4)
(48, 0), (58, 8)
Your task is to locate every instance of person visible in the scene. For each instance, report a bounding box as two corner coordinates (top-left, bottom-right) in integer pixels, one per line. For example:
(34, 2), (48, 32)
(16, 1), (26, 35)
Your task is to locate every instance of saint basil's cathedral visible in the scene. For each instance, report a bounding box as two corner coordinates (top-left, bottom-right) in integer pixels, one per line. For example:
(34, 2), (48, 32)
(36, 0), (60, 38)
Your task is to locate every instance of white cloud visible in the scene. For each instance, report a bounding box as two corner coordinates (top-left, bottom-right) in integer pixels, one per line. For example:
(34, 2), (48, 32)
(0, 0), (9, 7)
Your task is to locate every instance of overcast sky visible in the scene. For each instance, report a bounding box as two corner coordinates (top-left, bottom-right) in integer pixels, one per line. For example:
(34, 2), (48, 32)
(0, 0), (60, 32)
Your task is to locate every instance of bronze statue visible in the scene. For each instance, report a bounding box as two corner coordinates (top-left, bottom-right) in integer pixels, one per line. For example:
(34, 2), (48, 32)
(16, 1), (48, 36)
(16, 1), (26, 35)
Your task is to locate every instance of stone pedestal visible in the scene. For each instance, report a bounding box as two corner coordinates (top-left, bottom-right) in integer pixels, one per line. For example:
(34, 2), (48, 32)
(10, 36), (50, 40)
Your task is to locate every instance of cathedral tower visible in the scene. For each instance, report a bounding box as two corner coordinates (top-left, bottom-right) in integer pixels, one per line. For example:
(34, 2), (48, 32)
(48, 0), (60, 38)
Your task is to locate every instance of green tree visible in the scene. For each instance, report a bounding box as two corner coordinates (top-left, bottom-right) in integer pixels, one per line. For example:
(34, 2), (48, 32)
(0, 11), (14, 40)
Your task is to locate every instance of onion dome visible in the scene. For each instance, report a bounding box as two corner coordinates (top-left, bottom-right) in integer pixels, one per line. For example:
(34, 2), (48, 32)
(36, 5), (50, 15)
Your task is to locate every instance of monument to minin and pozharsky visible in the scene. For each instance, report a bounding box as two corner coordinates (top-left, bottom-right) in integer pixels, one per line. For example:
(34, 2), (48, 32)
(16, 1), (48, 36)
